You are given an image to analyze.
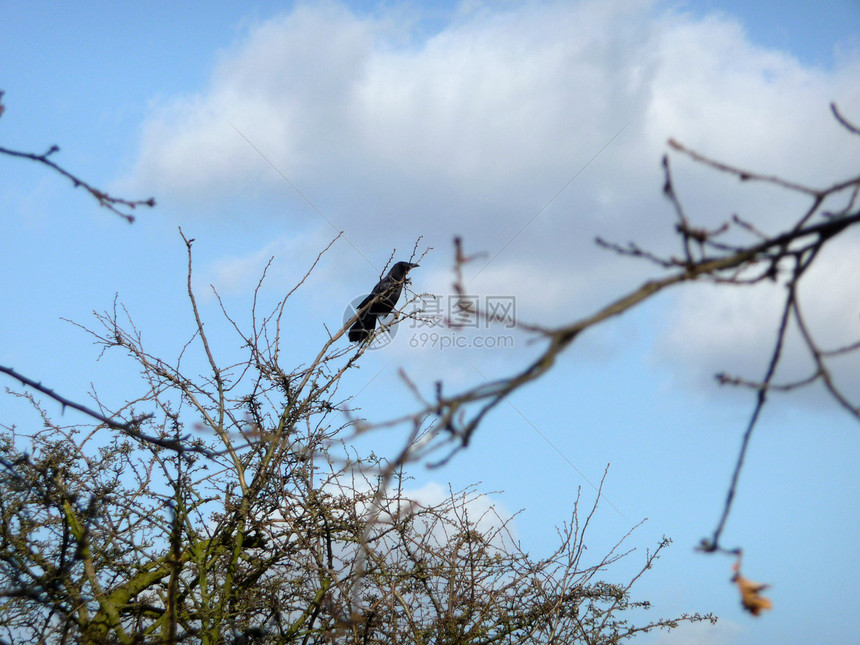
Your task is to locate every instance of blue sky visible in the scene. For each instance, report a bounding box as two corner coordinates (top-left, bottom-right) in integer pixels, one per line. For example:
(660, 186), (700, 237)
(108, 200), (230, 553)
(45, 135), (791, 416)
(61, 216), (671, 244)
(2, 1), (860, 642)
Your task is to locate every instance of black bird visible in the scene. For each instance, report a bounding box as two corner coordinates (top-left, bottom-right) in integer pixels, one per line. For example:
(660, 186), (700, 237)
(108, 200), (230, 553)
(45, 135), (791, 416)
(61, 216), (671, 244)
(348, 261), (419, 343)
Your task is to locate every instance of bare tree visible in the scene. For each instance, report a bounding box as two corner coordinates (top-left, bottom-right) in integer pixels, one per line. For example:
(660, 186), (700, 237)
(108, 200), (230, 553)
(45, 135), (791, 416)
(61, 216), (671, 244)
(0, 229), (714, 642)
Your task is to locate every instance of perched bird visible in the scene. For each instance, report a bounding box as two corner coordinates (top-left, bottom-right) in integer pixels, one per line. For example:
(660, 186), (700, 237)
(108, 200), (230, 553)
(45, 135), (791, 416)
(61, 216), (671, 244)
(348, 261), (419, 343)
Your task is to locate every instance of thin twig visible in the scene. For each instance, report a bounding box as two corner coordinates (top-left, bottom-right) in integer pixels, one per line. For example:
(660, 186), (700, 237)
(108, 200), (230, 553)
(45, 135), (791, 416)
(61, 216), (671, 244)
(831, 102), (860, 136)
(0, 144), (155, 223)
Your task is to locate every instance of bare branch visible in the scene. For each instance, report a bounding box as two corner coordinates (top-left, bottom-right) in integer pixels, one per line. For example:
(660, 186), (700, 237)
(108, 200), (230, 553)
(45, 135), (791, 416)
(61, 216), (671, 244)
(0, 364), (209, 456)
(0, 145), (154, 223)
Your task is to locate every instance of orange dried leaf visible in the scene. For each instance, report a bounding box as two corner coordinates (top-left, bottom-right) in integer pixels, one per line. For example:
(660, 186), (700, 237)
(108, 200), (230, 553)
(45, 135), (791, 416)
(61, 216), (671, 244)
(733, 573), (772, 616)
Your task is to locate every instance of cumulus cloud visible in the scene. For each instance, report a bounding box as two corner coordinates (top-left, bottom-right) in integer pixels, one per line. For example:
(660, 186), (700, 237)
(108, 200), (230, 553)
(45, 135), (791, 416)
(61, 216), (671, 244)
(130, 4), (376, 204)
(314, 473), (517, 551)
(125, 0), (860, 397)
(394, 481), (517, 548)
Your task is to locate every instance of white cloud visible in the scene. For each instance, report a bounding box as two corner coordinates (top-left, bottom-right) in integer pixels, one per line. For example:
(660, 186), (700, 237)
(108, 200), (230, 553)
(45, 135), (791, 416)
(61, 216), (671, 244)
(130, 4), (377, 204)
(125, 0), (860, 399)
(313, 471), (517, 551)
(395, 480), (517, 548)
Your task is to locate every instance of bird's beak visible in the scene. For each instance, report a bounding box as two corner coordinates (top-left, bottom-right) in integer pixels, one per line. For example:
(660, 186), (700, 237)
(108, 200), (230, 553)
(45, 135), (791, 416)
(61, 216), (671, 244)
(410, 263), (419, 269)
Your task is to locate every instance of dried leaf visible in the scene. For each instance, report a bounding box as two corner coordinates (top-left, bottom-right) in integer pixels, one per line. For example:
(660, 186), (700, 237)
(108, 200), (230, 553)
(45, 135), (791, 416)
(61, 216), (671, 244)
(733, 572), (772, 616)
